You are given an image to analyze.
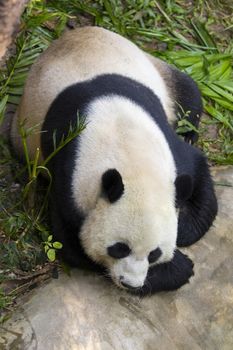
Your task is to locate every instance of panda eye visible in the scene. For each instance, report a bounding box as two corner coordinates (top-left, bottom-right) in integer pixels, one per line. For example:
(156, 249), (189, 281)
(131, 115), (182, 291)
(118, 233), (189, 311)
(148, 247), (162, 264)
(107, 242), (131, 259)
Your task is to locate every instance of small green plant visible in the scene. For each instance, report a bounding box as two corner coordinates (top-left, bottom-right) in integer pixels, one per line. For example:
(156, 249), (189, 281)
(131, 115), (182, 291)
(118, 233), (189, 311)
(44, 235), (63, 262)
(176, 118), (199, 136)
(175, 103), (199, 136)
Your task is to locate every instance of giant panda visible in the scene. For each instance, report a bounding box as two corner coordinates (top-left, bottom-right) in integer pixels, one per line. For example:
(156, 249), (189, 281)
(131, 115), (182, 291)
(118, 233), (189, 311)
(11, 26), (217, 295)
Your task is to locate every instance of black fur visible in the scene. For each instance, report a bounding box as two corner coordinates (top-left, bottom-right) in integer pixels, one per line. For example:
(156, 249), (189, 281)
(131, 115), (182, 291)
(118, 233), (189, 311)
(148, 247), (162, 264)
(175, 174), (193, 203)
(136, 250), (194, 296)
(171, 67), (203, 144)
(41, 73), (217, 293)
(102, 169), (124, 203)
(107, 242), (131, 259)
(176, 155), (218, 247)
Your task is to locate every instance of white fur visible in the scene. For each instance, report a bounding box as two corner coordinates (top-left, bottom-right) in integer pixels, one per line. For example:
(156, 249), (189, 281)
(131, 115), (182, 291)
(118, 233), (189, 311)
(112, 256), (149, 289)
(72, 96), (177, 288)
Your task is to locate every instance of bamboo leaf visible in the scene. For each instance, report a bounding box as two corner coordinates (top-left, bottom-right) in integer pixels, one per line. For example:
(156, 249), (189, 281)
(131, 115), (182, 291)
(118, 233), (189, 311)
(204, 104), (233, 130)
(0, 95), (8, 125)
(191, 19), (217, 50)
(215, 81), (233, 93)
(208, 60), (232, 81)
(210, 83), (233, 103)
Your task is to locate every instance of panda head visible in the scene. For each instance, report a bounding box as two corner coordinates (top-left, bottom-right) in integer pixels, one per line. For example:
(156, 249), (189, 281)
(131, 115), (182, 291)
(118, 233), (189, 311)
(78, 167), (193, 291)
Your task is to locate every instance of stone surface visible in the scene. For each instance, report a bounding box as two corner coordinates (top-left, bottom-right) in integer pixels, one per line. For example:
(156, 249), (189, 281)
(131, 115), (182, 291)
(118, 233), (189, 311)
(0, 167), (233, 350)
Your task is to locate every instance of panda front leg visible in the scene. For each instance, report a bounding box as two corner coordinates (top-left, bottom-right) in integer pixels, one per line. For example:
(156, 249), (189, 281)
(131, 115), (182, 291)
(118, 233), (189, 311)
(176, 158), (218, 247)
(50, 202), (85, 267)
(136, 250), (194, 296)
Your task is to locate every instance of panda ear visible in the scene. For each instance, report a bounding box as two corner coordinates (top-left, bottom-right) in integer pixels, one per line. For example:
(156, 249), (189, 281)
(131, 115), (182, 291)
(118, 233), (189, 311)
(175, 174), (193, 203)
(102, 169), (124, 203)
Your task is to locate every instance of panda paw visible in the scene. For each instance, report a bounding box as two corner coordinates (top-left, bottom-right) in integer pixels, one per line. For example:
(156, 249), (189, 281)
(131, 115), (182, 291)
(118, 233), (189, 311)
(183, 130), (198, 144)
(137, 250), (194, 296)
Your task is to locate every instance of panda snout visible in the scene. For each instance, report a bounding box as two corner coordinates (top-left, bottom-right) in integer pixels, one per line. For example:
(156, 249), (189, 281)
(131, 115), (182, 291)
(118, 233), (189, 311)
(112, 256), (148, 290)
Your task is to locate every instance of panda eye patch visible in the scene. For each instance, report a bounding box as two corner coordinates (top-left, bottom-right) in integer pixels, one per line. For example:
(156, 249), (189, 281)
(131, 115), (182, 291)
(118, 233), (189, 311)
(107, 242), (131, 259)
(148, 247), (162, 264)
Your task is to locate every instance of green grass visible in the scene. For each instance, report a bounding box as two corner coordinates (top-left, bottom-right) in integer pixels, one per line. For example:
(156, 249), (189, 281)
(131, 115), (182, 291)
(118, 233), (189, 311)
(0, 0), (232, 318)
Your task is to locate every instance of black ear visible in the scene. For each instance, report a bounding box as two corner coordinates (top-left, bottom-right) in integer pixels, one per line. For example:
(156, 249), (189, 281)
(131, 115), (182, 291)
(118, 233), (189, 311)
(175, 174), (193, 202)
(102, 169), (124, 203)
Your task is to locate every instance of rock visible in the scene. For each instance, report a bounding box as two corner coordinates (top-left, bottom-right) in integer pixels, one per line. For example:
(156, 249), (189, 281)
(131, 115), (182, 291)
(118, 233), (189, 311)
(0, 167), (233, 350)
(0, 0), (29, 60)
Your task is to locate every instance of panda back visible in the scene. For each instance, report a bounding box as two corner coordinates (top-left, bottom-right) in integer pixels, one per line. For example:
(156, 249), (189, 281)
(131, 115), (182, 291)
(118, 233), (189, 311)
(11, 27), (175, 161)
